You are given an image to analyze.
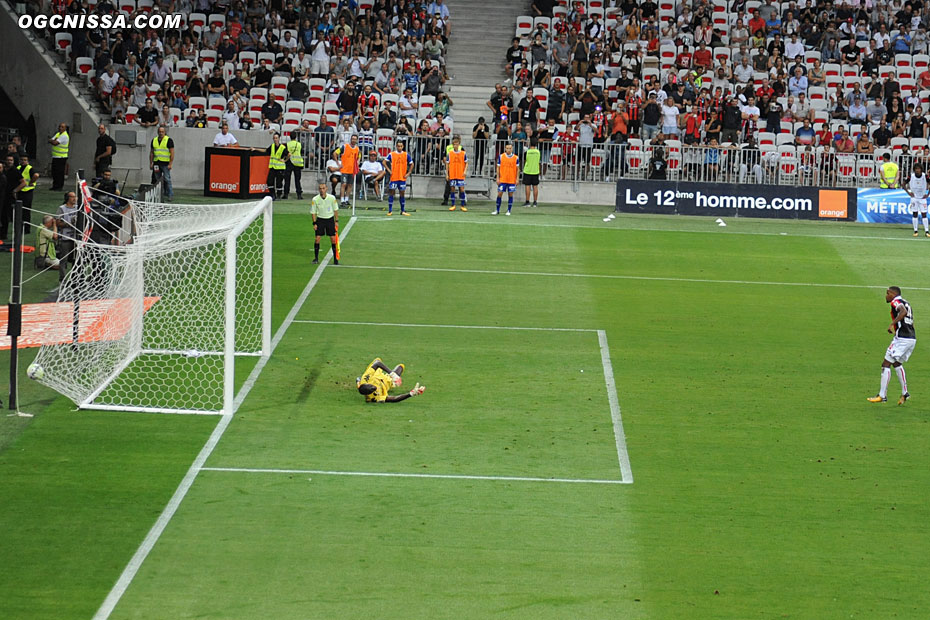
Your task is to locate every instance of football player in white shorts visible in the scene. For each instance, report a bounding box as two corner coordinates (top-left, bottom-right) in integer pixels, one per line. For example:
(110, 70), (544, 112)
(868, 287), (916, 405)
(906, 162), (929, 237)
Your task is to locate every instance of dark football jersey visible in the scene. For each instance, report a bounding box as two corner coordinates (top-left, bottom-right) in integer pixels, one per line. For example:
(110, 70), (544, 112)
(891, 296), (916, 339)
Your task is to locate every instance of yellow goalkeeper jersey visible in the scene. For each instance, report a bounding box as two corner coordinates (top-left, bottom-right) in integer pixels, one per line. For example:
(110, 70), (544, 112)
(358, 361), (393, 402)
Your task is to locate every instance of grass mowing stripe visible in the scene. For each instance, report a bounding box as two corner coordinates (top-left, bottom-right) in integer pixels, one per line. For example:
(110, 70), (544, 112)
(354, 213), (920, 243)
(200, 466), (628, 484)
(92, 217), (358, 620)
(339, 264), (926, 291)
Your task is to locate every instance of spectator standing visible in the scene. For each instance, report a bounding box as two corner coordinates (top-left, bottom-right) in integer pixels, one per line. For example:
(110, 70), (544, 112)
(14, 154), (38, 235)
(48, 122), (70, 191)
(522, 137), (541, 208)
(266, 133), (287, 200)
(55, 190), (80, 283)
(150, 125), (175, 201)
(94, 124), (116, 178)
(284, 130), (304, 200)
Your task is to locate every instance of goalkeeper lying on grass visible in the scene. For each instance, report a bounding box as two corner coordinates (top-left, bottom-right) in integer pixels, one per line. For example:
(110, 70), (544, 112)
(357, 358), (426, 403)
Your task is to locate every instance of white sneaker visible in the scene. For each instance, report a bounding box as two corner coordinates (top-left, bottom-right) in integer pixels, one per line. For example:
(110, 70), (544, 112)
(491, 210), (498, 215)
(505, 211), (511, 216)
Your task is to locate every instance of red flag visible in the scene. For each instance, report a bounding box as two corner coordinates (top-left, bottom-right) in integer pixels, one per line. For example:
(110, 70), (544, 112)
(78, 179), (95, 242)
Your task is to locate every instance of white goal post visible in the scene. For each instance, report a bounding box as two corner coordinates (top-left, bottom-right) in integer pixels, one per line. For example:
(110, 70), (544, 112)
(31, 195), (273, 415)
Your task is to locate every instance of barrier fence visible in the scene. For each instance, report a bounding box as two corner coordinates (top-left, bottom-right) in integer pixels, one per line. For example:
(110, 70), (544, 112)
(287, 132), (923, 191)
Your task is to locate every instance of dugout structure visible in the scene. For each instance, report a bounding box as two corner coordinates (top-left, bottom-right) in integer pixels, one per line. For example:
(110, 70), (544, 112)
(31, 196), (273, 415)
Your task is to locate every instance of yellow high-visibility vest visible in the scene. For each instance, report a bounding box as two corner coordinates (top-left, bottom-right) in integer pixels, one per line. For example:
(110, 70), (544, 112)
(286, 140), (303, 167)
(269, 144), (286, 170)
(19, 164), (36, 192)
(152, 135), (171, 162)
(880, 161), (899, 188)
(52, 131), (69, 158)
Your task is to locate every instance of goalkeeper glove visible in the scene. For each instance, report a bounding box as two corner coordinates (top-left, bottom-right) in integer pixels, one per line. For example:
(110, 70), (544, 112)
(389, 371), (402, 387)
(409, 383), (425, 396)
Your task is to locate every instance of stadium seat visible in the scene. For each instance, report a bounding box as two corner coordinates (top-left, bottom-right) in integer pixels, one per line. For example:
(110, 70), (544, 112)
(757, 132), (776, 147)
(171, 72), (186, 88)
(285, 101), (304, 115)
(189, 97), (207, 111)
(857, 160), (876, 183)
(282, 112), (301, 131)
(879, 65), (895, 79)
(249, 88), (268, 104)
(910, 137), (929, 151)
(270, 76), (289, 91)
(776, 133), (795, 147)
(239, 51), (256, 67)
(305, 102), (322, 116)
(418, 95), (435, 118)
(208, 13), (226, 29)
(189, 12), (206, 28)
(914, 54), (930, 70)
(169, 107), (182, 125)
(125, 106), (138, 124)
(901, 78), (917, 95)
(75, 57), (93, 75)
(807, 86), (826, 101)
(119, 0), (134, 13)
(890, 137), (909, 151)
(257, 52), (276, 66)
(176, 60), (194, 75)
(301, 114), (321, 130)
(533, 16), (551, 32)
(516, 15), (533, 37)
(137, 0), (153, 12)
(269, 88), (286, 103)
(209, 97), (226, 112)
(54, 33), (72, 55)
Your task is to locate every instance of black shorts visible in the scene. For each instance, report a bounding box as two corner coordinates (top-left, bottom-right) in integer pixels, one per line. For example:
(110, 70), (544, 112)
(523, 173), (539, 186)
(314, 216), (336, 237)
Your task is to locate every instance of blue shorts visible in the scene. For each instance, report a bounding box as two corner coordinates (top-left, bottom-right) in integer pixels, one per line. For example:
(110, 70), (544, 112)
(449, 179), (466, 188)
(498, 183), (516, 193)
(388, 181), (407, 191)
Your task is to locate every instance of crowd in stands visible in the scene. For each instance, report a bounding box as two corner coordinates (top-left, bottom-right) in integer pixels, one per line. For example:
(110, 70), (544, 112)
(42, 0), (455, 160)
(480, 0), (930, 183)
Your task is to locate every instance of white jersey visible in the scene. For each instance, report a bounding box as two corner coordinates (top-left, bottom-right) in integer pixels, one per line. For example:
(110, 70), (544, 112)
(910, 172), (928, 199)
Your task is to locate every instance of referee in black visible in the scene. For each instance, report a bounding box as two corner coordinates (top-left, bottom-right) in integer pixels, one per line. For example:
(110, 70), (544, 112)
(310, 181), (339, 265)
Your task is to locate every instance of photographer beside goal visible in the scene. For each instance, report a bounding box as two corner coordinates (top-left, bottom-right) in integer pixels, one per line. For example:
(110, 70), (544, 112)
(356, 358), (426, 403)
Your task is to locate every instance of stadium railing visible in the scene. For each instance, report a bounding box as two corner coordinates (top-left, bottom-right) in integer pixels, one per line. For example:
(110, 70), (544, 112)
(289, 131), (913, 191)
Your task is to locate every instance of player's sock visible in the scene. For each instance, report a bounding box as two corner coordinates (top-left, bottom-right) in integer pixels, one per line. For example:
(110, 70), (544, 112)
(388, 195), (394, 212)
(923, 215), (929, 233)
(507, 195), (514, 212)
(450, 194), (456, 207)
(896, 365), (908, 394)
(879, 367), (891, 399)
(331, 243), (338, 262)
(913, 215), (919, 232)
(314, 243), (320, 260)
(496, 195), (502, 212)
(400, 197), (406, 212)
(461, 191), (467, 205)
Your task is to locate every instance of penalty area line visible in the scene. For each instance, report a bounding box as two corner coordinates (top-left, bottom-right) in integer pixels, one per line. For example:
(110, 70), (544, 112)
(292, 319), (595, 333)
(92, 217), (359, 620)
(201, 466), (629, 485)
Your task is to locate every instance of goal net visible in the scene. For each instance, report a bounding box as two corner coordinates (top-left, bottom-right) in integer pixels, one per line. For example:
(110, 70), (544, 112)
(31, 194), (272, 415)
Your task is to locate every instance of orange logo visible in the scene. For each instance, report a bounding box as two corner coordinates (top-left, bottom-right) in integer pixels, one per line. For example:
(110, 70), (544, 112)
(248, 155), (271, 195)
(818, 189), (847, 219)
(208, 154), (240, 193)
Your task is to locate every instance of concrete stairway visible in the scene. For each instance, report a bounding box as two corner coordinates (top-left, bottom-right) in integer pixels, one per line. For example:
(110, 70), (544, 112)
(444, 0), (528, 130)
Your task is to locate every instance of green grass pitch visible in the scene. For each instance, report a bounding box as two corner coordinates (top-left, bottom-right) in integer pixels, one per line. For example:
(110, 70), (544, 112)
(2, 191), (930, 619)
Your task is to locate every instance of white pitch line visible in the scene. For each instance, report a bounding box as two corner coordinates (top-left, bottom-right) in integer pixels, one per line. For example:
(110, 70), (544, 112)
(597, 330), (633, 484)
(337, 264), (930, 292)
(354, 213), (921, 243)
(92, 217), (359, 620)
(293, 319), (595, 333)
(201, 466), (628, 485)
